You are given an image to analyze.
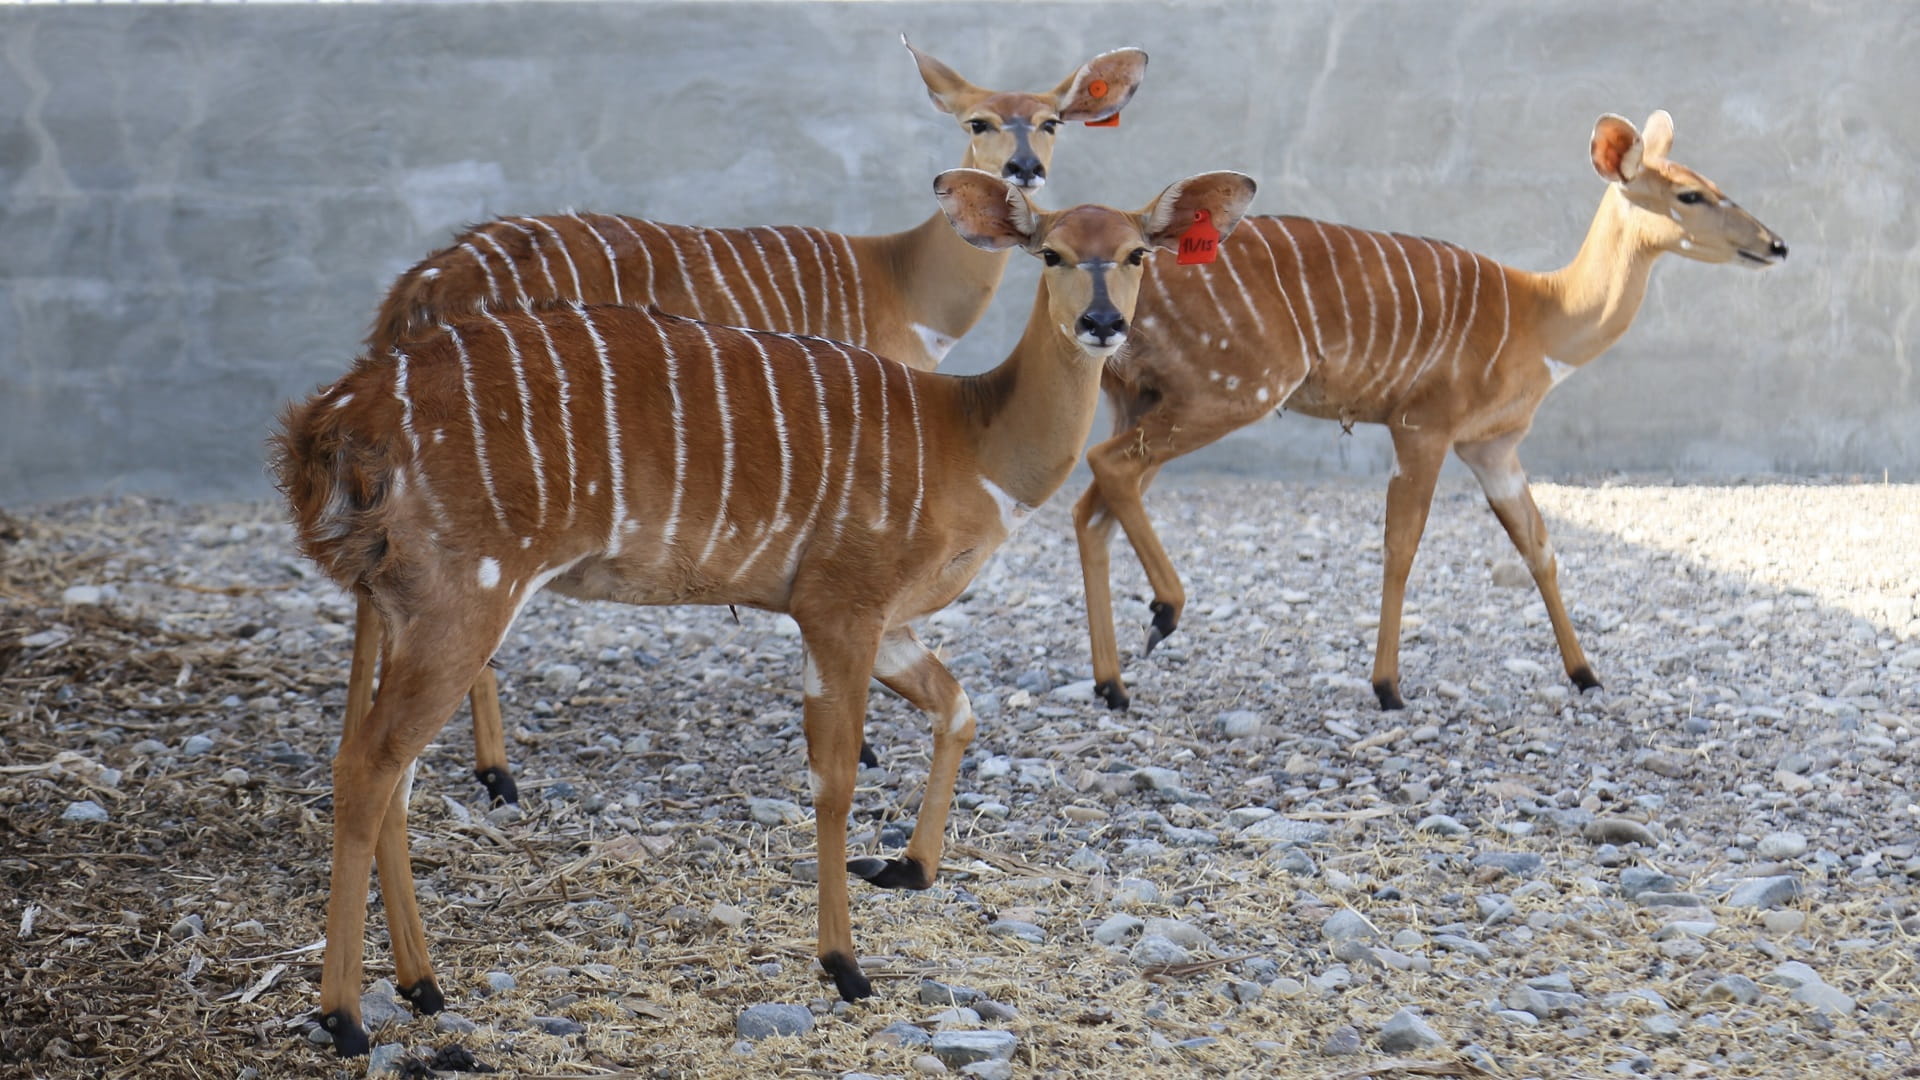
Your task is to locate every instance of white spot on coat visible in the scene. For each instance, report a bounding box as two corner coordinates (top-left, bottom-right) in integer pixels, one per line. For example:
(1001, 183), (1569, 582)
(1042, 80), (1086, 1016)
(911, 322), (959, 364)
(1544, 357), (1577, 387)
(979, 476), (1034, 536)
(477, 557), (501, 588)
(331, 394), (354, 410)
(1256, 386), (1271, 403)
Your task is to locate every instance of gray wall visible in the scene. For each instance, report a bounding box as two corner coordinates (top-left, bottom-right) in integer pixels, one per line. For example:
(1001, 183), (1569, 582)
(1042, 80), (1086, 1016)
(2, 0), (1914, 503)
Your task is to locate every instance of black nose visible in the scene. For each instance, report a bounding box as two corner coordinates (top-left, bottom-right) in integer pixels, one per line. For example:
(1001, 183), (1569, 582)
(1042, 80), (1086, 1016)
(1003, 156), (1046, 185)
(1076, 309), (1127, 343)
(1769, 238), (1788, 259)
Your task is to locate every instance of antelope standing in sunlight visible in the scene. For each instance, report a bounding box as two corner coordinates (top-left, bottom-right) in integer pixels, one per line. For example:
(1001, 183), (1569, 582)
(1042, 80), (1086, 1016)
(1074, 111), (1786, 711)
(275, 168), (1256, 1055)
(349, 38), (1148, 804)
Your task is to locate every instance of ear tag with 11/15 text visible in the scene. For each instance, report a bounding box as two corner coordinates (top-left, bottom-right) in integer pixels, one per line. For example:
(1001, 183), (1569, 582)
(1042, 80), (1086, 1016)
(1176, 209), (1219, 265)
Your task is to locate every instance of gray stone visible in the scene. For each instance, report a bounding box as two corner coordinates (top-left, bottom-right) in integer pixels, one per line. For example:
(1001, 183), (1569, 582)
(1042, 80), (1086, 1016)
(1320, 909), (1376, 943)
(366, 1043), (408, 1075)
(180, 734), (215, 757)
(919, 980), (985, 1006)
(749, 798), (806, 827)
(1641, 1014), (1683, 1039)
(872, 1021), (933, 1048)
(1757, 831), (1809, 859)
(986, 919), (1045, 944)
(61, 800), (109, 823)
(1093, 914), (1144, 945)
(737, 1003), (814, 1040)
(1791, 981), (1857, 1015)
(929, 1030), (1017, 1067)
(1377, 1008), (1446, 1052)
(1322, 1025), (1363, 1055)
(1064, 846), (1108, 875)
(533, 1015), (585, 1036)
(435, 1012), (478, 1034)
(1142, 917), (1212, 950)
(1270, 848), (1318, 876)
(61, 584), (105, 606)
(1702, 975), (1761, 1005)
(1129, 935), (1192, 968)
(1634, 891), (1708, 908)
(959, 1062), (1013, 1080)
(1217, 710), (1264, 737)
(1726, 875), (1801, 909)
(1417, 813), (1470, 836)
(1472, 851), (1544, 877)
(1237, 815), (1331, 846)
(1652, 921), (1718, 941)
(1506, 986), (1585, 1019)
(912, 1054), (948, 1076)
(1433, 934), (1493, 960)
(1764, 961), (1824, 990)
(358, 981), (407, 1031)
(483, 971), (516, 995)
(1583, 818), (1659, 846)
(1495, 1009), (1540, 1026)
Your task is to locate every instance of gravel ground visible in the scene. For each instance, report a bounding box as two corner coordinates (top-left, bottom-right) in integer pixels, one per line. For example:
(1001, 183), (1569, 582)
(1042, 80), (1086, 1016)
(2, 476), (1917, 1080)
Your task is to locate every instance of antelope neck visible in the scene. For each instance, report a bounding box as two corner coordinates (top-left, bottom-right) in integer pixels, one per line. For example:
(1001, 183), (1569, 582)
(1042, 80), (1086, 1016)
(955, 283), (1106, 510)
(1528, 184), (1668, 367)
(876, 209), (1014, 341)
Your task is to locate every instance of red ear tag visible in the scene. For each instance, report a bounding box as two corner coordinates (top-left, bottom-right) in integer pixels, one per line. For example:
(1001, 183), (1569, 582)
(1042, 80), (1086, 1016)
(1085, 112), (1120, 128)
(1083, 77), (1119, 126)
(1176, 209), (1219, 265)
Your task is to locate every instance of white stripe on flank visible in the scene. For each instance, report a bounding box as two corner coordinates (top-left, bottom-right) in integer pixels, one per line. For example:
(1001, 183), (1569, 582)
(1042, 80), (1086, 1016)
(442, 325), (510, 530)
(1403, 242), (1460, 393)
(697, 233), (750, 326)
(651, 316), (687, 557)
(1354, 232), (1418, 401)
(1309, 220), (1353, 362)
(799, 228), (833, 335)
(608, 216), (654, 303)
(834, 232), (868, 345)
(647, 220), (702, 319)
(1340, 227), (1379, 366)
(695, 322), (736, 566)
(1389, 235), (1426, 375)
(502, 219), (559, 296)
(1362, 231), (1403, 378)
(902, 366), (925, 537)
(1245, 224), (1312, 364)
(733, 334), (794, 581)
(1272, 221), (1326, 360)
(827, 342), (863, 539)
(474, 231), (529, 304)
(1485, 264), (1512, 380)
(479, 311), (549, 527)
(1447, 252), (1483, 381)
(1192, 259), (1234, 336)
(1216, 239), (1268, 338)
(523, 306), (578, 523)
(870, 351), (892, 530)
(389, 352), (417, 456)
(782, 337), (836, 574)
(756, 228), (800, 327)
(718, 231), (776, 327)
(529, 218), (583, 298)
(574, 306), (627, 555)
(459, 243), (501, 304)
(571, 213), (622, 304)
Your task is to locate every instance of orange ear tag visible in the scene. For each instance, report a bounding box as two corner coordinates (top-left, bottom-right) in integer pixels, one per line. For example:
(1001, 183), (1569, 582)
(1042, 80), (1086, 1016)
(1176, 209), (1220, 265)
(1083, 78), (1120, 127)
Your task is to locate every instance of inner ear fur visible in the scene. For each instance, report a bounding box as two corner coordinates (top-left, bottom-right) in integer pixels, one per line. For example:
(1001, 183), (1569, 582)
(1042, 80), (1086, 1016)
(1590, 114), (1644, 184)
(934, 168), (1041, 251)
(1140, 171), (1258, 251)
(903, 35), (984, 115)
(1052, 47), (1149, 122)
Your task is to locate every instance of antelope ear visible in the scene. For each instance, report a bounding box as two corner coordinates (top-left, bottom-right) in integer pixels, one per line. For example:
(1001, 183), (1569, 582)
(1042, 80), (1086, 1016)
(934, 168), (1041, 251)
(1051, 47), (1148, 122)
(903, 35), (984, 115)
(1140, 171), (1258, 252)
(1641, 109), (1675, 162)
(1590, 113), (1644, 183)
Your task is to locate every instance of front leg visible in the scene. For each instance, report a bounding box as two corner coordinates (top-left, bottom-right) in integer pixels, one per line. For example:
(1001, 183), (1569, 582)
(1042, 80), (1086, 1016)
(1457, 431), (1600, 692)
(850, 628), (975, 890)
(1370, 429), (1448, 710)
(792, 619), (885, 1003)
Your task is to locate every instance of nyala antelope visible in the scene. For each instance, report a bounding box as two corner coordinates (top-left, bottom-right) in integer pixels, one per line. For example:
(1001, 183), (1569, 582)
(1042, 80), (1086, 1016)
(350, 38), (1148, 805)
(275, 168), (1256, 1055)
(1075, 111), (1786, 711)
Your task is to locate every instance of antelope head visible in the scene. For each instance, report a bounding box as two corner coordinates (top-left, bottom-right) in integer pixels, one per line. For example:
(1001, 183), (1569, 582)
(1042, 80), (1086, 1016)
(904, 36), (1148, 190)
(1591, 110), (1787, 268)
(934, 168), (1258, 358)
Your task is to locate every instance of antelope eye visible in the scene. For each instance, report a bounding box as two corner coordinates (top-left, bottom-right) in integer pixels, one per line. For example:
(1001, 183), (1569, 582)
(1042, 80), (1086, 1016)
(1127, 248), (1149, 266)
(968, 119), (993, 135)
(1676, 191), (1705, 205)
(1040, 119), (1062, 134)
(1041, 249), (1063, 267)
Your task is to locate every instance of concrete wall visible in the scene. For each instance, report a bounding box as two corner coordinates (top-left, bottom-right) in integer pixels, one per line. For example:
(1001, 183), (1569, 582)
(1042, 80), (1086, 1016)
(2, 0), (1914, 503)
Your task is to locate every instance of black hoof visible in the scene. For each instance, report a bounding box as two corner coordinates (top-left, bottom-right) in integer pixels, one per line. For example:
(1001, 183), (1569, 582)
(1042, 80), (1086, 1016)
(1143, 600), (1179, 656)
(820, 951), (874, 1002)
(320, 1010), (369, 1057)
(1094, 679), (1131, 711)
(1373, 679), (1406, 711)
(847, 855), (932, 890)
(476, 766), (519, 806)
(399, 977), (445, 1015)
(859, 742), (880, 769)
(1570, 665), (1603, 693)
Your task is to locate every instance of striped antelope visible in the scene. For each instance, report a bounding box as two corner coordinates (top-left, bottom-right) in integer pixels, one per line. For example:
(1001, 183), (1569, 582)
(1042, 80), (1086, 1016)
(274, 167), (1256, 1054)
(1074, 110), (1786, 711)
(350, 37), (1149, 805)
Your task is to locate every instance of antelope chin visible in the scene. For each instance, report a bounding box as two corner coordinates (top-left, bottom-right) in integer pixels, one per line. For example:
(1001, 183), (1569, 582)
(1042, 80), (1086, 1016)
(1736, 249), (1781, 268)
(1076, 333), (1126, 357)
(1010, 176), (1046, 191)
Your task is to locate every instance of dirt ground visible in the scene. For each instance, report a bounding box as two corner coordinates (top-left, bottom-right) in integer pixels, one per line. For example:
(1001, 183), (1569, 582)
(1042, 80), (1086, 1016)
(2, 477), (1916, 1080)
